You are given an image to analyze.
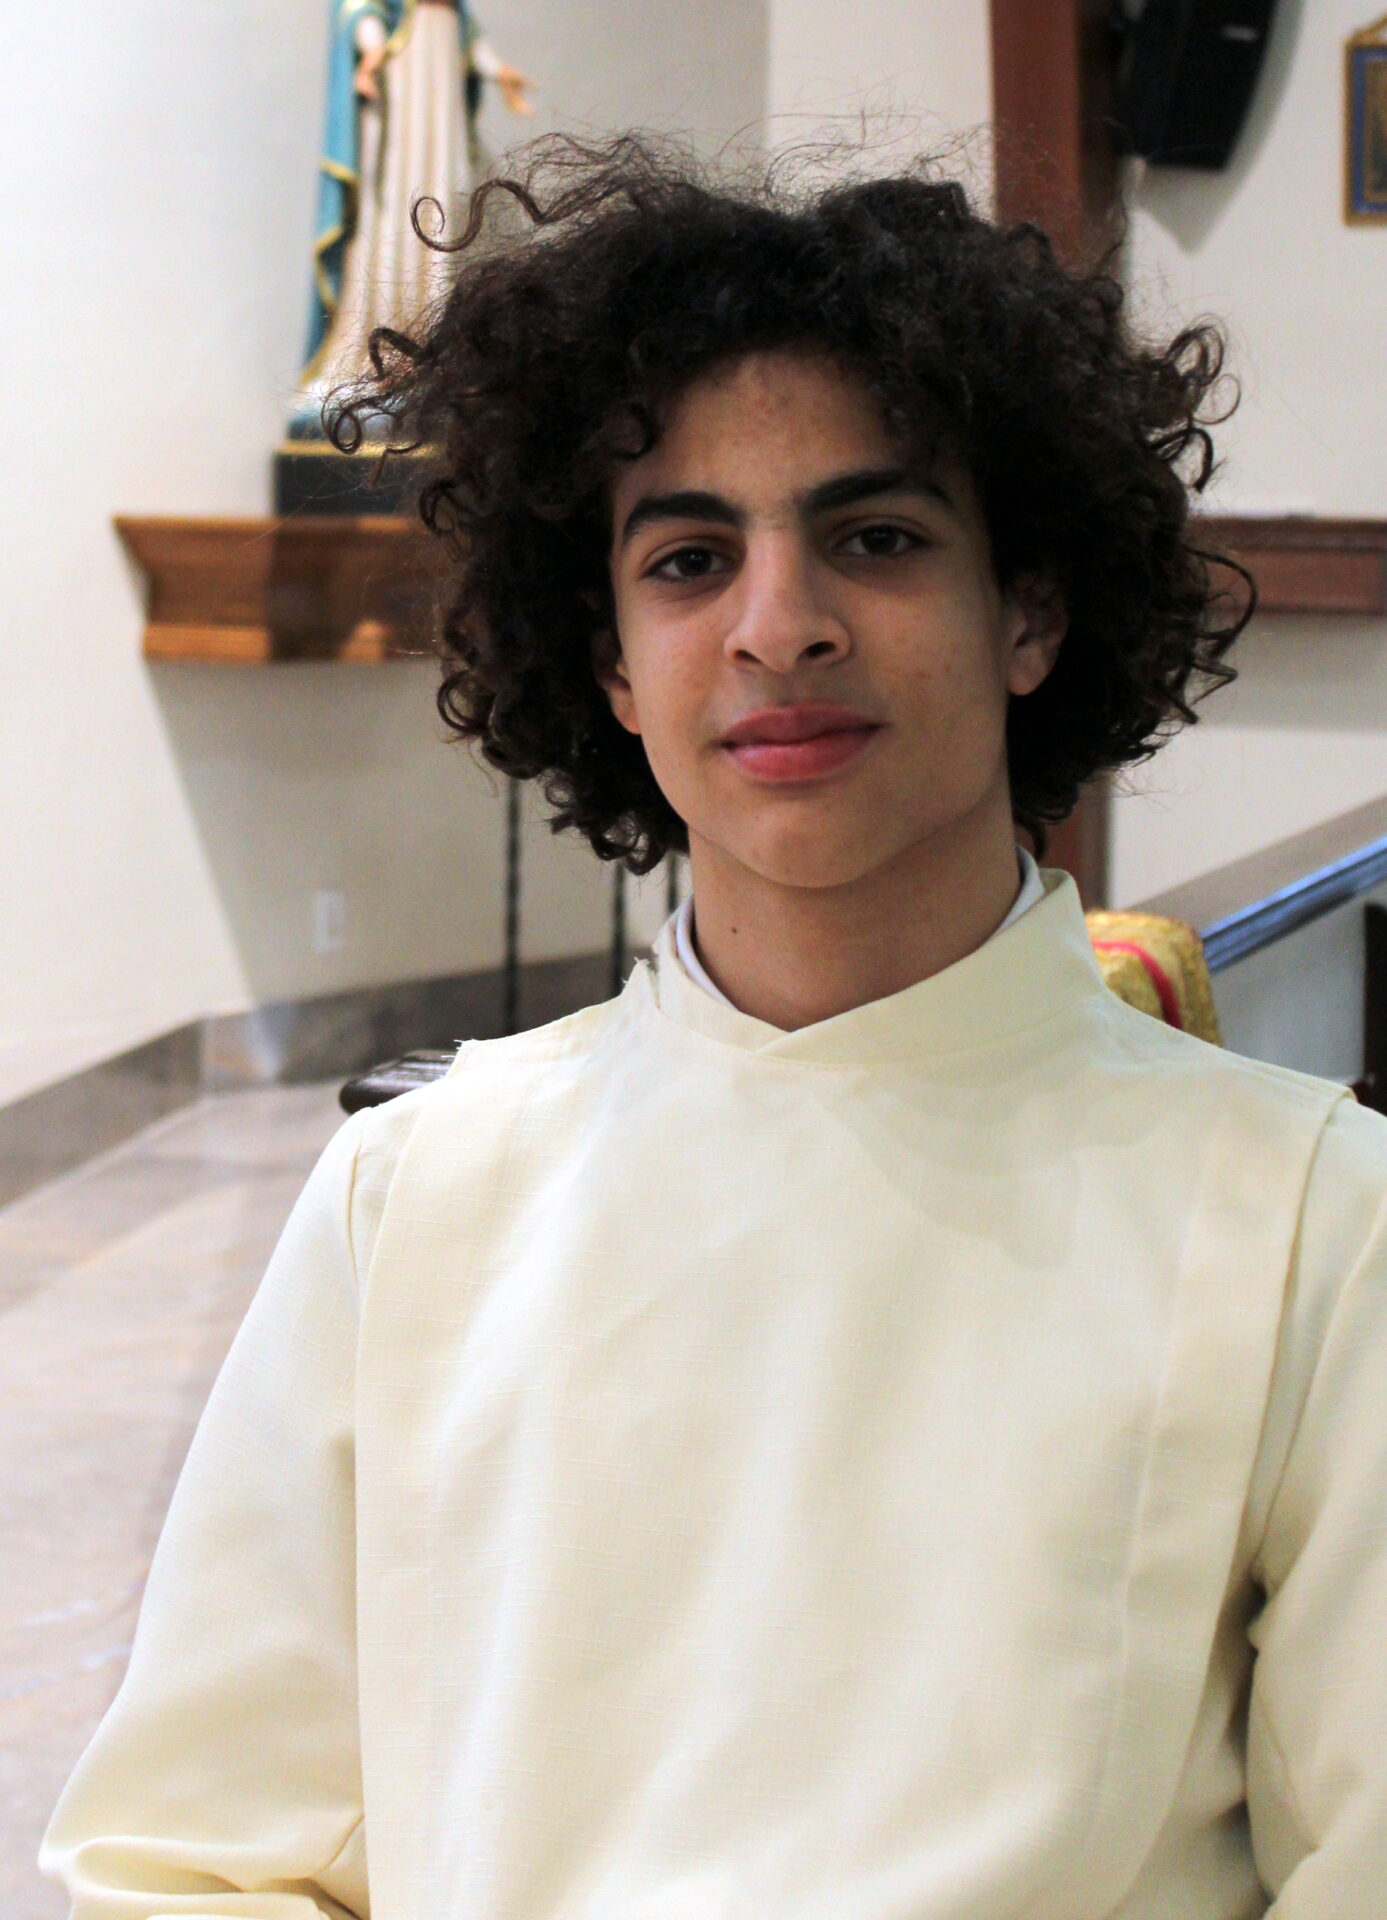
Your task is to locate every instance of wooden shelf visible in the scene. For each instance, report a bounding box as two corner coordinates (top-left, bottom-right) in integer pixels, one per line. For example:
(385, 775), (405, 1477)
(117, 511), (1387, 666)
(1195, 516), (1387, 616)
(116, 515), (440, 663)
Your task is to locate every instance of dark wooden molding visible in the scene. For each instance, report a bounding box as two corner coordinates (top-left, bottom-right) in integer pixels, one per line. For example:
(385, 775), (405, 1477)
(1193, 515), (1387, 617)
(991, 0), (1123, 905)
(990, 0), (1119, 259)
(1137, 794), (1387, 972)
(116, 515), (439, 663)
(1035, 784), (1110, 913)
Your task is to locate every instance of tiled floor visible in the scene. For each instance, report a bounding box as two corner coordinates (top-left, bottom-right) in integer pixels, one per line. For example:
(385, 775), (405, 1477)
(0, 1083), (346, 1920)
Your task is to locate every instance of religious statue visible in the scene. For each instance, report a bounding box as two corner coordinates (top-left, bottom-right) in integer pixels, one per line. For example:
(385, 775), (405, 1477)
(285, 0), (532, 464)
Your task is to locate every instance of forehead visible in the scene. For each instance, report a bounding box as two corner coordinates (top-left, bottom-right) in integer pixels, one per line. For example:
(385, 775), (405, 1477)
(610, 352), (900, 513)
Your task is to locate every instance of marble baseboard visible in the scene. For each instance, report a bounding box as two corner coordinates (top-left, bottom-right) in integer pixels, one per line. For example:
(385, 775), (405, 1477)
(202, 950), (615, 1088)
(0, 1026), (203, 1212)
(0, 951), (615, 1210)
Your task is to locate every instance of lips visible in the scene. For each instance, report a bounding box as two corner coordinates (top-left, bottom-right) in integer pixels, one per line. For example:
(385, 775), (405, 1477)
(721, 703), (879, 747)
(720, 704), (883, 782)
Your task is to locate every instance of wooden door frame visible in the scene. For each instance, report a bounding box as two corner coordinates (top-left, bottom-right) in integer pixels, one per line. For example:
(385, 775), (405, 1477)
(990, 0), (1120, 905)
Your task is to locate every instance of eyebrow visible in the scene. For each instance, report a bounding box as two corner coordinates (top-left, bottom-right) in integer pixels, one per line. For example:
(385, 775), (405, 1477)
(617, 467), (955, 548)
(619, 490), (742, 547)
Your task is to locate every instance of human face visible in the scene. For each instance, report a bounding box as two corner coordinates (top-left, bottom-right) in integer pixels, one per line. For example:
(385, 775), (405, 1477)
(600, 352), (1063, 895)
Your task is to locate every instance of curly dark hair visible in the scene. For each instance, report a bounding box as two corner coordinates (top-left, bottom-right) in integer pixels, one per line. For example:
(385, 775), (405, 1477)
(333, 134), (1247, 871)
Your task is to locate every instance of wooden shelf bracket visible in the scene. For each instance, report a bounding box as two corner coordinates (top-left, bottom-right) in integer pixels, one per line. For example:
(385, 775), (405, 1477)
(116, 515), (440, 663)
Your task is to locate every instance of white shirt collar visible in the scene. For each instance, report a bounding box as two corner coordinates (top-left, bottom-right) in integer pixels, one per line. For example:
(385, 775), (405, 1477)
(672, 847), (1046, 1013)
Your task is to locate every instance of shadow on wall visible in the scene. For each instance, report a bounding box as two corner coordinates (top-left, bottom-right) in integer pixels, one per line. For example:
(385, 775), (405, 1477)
(1109, 615), (1387, 907)
(1192, 616), (1387, 731)
(149, 652), (667, 1039)
(1127, 0), (1305, 252)
(148, 659), (560, 1010)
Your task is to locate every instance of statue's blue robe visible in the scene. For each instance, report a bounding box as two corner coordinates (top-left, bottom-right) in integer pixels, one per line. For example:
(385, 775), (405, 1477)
(305, 0), (477, 378)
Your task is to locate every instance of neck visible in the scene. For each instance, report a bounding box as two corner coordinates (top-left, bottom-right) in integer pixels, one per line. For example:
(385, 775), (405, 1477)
(686, 799), (1024, 1031)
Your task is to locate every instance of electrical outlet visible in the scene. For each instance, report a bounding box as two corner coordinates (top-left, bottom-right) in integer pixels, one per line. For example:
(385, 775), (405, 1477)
(312, 889), (346, 954)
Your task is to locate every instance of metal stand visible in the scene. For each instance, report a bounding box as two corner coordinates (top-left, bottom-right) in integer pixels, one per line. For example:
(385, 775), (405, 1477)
(609, 865), (628, 998)
(503, 780), (522, 1035)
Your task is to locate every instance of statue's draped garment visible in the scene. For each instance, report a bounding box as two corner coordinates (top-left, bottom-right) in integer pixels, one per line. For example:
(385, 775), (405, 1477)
(301, 0), (480, 418)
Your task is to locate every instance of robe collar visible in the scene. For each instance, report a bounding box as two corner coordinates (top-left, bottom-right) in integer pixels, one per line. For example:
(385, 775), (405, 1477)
(636, 867), (1108, 1067)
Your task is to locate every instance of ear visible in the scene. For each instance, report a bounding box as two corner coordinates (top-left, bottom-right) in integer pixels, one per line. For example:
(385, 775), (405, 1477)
(1003, 572), (1067, 698)
(590, 627), (642, 735)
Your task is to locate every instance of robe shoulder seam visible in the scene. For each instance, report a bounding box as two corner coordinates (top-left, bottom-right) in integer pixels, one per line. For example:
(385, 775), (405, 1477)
(1250, 1113), (1387, 1586)
(439, 993), (630, 1078)
(1097, 990), (1360, 1104)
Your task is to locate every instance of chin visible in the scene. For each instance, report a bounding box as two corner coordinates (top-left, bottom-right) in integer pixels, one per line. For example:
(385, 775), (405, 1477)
(731, 822), (906, 893)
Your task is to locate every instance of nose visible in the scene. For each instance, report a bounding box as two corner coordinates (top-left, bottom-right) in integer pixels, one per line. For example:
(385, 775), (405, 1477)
(723, 531), (851, 673)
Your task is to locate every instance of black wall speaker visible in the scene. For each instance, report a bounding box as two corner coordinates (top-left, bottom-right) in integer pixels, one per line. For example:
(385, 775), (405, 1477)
(1112, 0), (1280, 171)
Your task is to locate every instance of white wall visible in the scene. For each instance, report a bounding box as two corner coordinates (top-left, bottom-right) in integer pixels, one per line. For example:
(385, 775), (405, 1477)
(766, 0), (991, 188)
(1, 0), (764, 1107)
(1112, 623), (1387, 904)
(1112, 0), (1387, 905)
(475, 0), (767, 159)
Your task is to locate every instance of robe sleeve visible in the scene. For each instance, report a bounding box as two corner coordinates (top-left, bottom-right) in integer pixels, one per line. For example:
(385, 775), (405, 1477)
(468, 35), (506, 81)
(39, 1107), (392, 1920)
(1246, 1097), (1387, 1912)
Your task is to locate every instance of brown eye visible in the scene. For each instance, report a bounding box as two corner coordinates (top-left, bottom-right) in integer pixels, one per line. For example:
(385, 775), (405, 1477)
(651, 545), (729, 581)
(840, 524), (922, 558)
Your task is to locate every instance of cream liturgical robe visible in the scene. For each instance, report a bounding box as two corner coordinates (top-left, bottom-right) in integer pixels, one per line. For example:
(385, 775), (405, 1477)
(43, 874), (1387, 1918)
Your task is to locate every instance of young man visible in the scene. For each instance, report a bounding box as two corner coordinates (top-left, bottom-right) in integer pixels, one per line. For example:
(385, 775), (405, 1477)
(45, 141), (1387, 1917)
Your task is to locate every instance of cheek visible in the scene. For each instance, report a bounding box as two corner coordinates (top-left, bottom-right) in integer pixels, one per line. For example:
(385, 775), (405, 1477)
(941, 582), (1017, 705)
(893, 615), (1009, 726)
(621, 649), (703, 770)
(875, 611), (1015, 793)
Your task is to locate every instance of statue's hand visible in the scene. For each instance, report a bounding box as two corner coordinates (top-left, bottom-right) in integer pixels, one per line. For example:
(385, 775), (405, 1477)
(495, 65), (536, 116)
(354, 45), (387, 102)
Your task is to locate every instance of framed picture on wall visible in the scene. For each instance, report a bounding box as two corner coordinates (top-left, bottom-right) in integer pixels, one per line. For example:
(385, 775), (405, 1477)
(1346, 14), (1387, 222)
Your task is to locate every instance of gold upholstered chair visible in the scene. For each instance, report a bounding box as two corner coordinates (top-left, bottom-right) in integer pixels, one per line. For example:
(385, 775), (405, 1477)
(1084, 912), (1221, 1046)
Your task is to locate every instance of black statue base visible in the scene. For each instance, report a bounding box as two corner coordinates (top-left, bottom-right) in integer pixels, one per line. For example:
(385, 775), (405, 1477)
(273, 442), (429, 518)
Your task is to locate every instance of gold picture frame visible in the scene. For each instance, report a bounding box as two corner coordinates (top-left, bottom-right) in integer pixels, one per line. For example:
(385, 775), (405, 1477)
(1346, 13), (1387, 222)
